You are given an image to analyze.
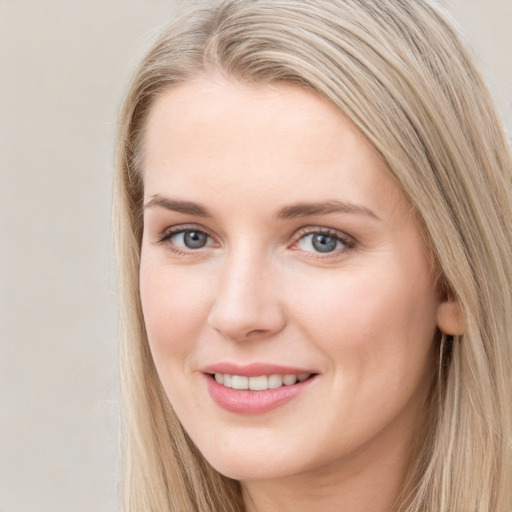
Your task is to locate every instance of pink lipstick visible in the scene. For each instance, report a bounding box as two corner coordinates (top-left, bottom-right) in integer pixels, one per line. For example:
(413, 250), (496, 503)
(202, 363), (317, 415)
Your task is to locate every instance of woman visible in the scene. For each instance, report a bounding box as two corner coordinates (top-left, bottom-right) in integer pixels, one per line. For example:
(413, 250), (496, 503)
(114, 1), (512, 510)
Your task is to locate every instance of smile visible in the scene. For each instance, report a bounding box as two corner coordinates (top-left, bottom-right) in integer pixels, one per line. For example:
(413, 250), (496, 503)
(213, 373), (311, 390)
(204, 367), (318, 414)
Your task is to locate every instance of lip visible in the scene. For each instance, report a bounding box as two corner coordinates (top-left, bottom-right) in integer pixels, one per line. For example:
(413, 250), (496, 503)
(201, 362), (317, 377)
(201, 363), (318, 415)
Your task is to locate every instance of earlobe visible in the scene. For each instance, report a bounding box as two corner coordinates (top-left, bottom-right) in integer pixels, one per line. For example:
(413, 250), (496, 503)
(436, 299), (464, 336)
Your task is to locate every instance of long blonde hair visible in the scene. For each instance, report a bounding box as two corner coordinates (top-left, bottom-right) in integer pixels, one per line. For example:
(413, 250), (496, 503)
(114, 1), (512, 510)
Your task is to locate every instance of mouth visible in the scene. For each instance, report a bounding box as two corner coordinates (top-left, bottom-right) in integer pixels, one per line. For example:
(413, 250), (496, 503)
(208, 372), (314, 390)
(202, 365), (318, 414)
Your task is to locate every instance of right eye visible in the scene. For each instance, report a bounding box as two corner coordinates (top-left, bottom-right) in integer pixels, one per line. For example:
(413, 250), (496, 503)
(160, 228), (215, 252)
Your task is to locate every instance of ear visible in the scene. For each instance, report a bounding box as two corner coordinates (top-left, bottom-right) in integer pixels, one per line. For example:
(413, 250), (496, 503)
(436, 299), (464, 336)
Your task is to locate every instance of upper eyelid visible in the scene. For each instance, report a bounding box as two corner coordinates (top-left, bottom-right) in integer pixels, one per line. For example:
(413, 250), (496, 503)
(158, 224), (349, 237)
(291, 225), (355, 244)
(159, 223), (215, 241)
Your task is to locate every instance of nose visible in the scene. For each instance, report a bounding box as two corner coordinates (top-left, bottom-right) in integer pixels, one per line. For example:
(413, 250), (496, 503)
(207, 250), (286, 342)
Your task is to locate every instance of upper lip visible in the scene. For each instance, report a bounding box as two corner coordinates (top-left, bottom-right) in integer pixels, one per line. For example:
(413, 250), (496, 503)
(201, 362), (317, 377)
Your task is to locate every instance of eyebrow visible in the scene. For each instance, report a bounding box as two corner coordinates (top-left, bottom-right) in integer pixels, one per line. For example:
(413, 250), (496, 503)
(144, 195), (380, 221)
(144, 195), (211, 217)
(275, 200), (380, 221)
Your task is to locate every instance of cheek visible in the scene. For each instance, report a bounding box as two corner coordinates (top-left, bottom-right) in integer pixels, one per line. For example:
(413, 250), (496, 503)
(288, 261), (439, 381)
(139, 255), (213, 363)
(287, 267), (439, 449)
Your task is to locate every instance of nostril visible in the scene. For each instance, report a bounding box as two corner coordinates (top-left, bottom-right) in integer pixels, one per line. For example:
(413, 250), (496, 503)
(245, 329), (268, 338)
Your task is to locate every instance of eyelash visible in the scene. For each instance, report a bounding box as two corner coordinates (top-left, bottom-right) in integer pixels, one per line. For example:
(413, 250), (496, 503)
(157, 225), (356, 259)
(291, 227), (356, 259)
(157, 224), (216, 256)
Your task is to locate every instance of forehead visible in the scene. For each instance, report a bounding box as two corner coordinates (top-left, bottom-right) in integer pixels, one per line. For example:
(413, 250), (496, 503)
(142, 77), (402, 217)
(144, 77), (377, 164)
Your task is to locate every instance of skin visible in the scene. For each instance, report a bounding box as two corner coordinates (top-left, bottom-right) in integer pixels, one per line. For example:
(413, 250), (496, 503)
(139, 77), (461, 512)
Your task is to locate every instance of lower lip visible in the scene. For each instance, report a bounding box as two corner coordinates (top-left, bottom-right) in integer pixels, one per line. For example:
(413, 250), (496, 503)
(204, 374), (316, 415)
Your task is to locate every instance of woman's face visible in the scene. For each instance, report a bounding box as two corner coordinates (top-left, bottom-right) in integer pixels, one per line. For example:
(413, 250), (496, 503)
(140, 77), (451, 483)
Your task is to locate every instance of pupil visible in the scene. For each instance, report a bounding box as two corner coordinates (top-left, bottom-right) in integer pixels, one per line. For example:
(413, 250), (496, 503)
(184, 231), (207, 249)
(312, 234), (337, 253)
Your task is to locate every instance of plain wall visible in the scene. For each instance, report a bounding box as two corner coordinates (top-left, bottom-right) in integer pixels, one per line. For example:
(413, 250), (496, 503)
(1, 1), (510, 511)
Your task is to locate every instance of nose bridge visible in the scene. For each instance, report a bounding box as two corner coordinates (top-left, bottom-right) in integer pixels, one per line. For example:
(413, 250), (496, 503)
(207, 240), (285, 341)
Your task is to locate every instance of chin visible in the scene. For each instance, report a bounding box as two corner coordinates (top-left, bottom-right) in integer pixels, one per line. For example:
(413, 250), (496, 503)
(195, 436), (313, 482)
(207, 456), (294, 482)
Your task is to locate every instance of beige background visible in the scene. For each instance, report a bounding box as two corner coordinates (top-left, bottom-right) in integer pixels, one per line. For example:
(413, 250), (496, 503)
(1, 1), (510, 511)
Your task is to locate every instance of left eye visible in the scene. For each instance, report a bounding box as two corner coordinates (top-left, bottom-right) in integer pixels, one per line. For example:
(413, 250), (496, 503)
(297, 232), (346, 253)
(168, 230), (213, 249)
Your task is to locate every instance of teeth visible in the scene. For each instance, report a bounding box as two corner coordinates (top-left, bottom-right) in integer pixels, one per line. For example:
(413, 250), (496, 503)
(268, 374), (283, 389)
(283, 374), (297, 386)
(213, 373), (311, 390)
(231, 375), (249, 390)
(249, 375), (268, 391)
